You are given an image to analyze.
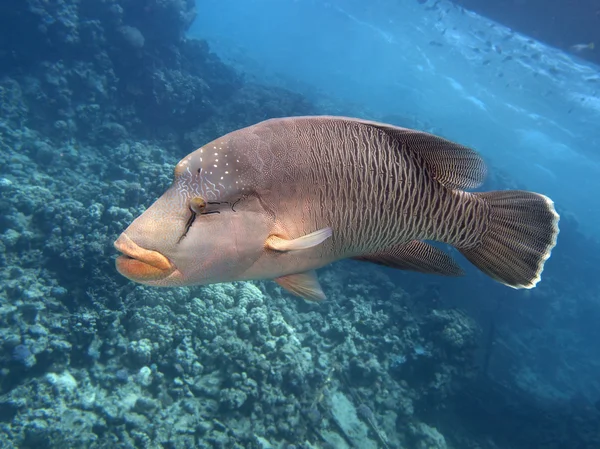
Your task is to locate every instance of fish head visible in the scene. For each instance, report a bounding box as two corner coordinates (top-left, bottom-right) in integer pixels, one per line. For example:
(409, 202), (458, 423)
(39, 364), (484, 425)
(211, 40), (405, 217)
(114, 135), (273, 286)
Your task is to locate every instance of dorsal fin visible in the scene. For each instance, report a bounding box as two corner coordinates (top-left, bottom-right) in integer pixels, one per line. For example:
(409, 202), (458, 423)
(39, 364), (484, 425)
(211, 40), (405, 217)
(338, 117), (488, 190)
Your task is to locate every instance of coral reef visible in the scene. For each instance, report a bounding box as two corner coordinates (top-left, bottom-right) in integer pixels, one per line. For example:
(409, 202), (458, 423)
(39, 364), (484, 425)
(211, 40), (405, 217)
(0, 0), (245, 142)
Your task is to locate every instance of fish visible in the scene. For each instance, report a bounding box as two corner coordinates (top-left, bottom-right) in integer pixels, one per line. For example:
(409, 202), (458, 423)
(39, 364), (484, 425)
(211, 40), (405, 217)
(425, 0), (441, 11)
(114, 116), (560, 301)
(569, 42), (595, 54)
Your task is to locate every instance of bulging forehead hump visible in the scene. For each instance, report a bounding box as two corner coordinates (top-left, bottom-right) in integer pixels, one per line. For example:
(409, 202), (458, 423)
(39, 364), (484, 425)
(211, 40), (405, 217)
(173, 132), (261, 199)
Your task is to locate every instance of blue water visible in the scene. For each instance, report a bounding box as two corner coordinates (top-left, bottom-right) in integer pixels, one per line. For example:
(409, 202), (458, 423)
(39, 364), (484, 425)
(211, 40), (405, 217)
(193, 0), (600, 236)
(1, 0), (599, 447)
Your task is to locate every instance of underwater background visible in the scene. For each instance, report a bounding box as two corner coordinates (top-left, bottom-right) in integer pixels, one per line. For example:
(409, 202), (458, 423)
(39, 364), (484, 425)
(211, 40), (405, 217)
(0, 0), (599, 448)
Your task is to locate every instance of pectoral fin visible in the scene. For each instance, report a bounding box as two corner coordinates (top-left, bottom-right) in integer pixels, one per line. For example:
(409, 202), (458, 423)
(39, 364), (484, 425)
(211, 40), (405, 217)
(266, 227), (332, 252)
(353, 240), (464, 276)
(275, 270), (326, 302)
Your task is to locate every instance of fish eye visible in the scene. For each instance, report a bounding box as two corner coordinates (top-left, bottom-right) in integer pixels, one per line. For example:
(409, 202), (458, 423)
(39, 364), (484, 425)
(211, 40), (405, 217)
(190, 197), (206, 214)
(179, 197), (206, 244)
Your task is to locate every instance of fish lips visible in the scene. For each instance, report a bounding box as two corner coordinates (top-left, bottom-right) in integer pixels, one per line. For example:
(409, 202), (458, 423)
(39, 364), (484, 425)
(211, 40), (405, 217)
(114, 233), (175, 282)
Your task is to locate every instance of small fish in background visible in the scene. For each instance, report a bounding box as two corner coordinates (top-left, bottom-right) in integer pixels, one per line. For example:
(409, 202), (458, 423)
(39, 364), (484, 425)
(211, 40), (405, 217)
(115, 117), (560, 302)
(502, 32), (514, 42)
(548, 66), (560, 76)
(425, 0), (441, 11)
(569, 42), (595, 54)
(530, 52), (542, 61)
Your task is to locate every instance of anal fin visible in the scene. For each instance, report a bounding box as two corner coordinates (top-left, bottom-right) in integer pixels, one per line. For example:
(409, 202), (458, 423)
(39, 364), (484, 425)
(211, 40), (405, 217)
(353, 240), (464, 276)
(274, 270), (326, 302)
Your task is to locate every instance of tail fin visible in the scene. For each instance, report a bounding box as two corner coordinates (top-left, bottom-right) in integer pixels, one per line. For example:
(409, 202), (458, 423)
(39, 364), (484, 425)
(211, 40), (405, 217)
(458, 190), (559, 289)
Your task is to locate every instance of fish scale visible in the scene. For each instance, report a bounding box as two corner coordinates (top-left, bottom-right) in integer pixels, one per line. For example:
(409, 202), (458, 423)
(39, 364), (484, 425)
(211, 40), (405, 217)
(267, 118), (475, 256)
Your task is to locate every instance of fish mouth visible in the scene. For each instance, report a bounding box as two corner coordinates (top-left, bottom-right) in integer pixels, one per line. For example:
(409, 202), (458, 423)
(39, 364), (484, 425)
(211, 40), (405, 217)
(114, 233), (175, 282)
